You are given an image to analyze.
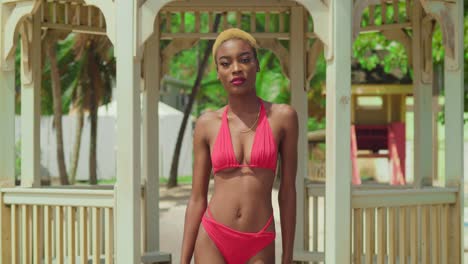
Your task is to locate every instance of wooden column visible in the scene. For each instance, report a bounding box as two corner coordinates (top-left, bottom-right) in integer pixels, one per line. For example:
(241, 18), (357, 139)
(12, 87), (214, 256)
(0, 59), (14, 264)
(444, 1), (464, 263)
(20, 13), (42, 187)
(115, 1), (142, 263)
(325, 0), (352, 263)
(142, 17), (160, 252)
(0, 58), (15, 188)
(290, 6), (307, 252)
(411, 1), (433, 188)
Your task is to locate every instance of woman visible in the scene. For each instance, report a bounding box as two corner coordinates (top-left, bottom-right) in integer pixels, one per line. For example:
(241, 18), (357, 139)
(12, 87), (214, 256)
(180, 28), (298, 264)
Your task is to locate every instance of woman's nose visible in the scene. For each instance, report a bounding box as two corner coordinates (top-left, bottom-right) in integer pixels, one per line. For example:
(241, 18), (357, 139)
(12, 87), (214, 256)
(232, 62), (241, 73)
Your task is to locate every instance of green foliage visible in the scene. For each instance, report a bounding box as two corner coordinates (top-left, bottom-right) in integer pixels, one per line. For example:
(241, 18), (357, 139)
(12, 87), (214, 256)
(308, 117), (325, 132)
(15, 141), (21, 181)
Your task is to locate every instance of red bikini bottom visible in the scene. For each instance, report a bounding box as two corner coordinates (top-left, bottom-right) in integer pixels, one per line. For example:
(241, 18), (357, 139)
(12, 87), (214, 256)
(201, 208), (276, 264)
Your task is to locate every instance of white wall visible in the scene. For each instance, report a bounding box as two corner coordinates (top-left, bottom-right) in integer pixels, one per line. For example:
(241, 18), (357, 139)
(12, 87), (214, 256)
(15, 111), (193, 181)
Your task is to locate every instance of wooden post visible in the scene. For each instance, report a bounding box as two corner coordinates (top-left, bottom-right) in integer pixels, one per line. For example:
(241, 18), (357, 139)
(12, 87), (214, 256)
(0, 57), (15, 189)
(115, 1), (142, 263)
(290, 6), (307, 253)
(412, 1), (433, 188)
(142, 17), (160, 252)
(20, 12), (42, 187)
(325, 0), (352, 263)
(444, 1), (464, 263)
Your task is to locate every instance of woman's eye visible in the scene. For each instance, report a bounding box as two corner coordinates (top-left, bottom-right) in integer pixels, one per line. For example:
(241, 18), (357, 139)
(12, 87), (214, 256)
(220, 62), (229, 67)
(241, 58), (250, 63)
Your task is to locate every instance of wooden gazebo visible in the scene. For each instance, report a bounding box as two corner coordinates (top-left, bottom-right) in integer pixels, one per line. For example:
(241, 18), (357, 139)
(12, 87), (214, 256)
(0, 0), (464, 263)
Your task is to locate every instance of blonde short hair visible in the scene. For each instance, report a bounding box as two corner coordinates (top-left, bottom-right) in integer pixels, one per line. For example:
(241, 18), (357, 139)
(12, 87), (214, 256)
(212, 28), (258, 63)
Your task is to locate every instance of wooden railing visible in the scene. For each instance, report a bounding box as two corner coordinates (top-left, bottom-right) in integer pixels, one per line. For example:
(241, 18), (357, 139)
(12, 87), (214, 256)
(352, 187), (460, 264)
(0, 188), (114, 264)
(299, 182), (461, 264)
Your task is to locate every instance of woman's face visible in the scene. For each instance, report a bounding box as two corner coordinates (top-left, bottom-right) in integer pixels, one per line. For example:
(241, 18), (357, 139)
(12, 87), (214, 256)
(215, 39), (259, 95)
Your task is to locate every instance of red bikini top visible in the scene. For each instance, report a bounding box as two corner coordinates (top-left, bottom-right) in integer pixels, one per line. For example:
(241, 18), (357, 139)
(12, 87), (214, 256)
(211, 100), (277, 174)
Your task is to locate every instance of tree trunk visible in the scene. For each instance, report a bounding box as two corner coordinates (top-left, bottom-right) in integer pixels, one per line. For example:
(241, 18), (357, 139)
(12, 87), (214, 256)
(88, 44), (98, 185)
(46, 39), (69, 185)
(167, 14), (221, 188)
(69, 83), (84, 184)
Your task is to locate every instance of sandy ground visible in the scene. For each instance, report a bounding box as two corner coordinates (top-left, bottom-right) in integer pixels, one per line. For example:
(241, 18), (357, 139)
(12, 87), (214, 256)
(159, 181), (285, 263)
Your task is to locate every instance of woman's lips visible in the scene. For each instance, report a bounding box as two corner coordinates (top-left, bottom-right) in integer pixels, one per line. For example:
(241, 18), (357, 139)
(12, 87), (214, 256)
(231, 77), (246, 86)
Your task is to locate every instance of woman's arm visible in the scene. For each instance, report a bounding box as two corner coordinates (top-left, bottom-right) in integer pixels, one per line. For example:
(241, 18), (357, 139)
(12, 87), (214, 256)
(278, 105), (299, 264)
(180, 114), (213, 264)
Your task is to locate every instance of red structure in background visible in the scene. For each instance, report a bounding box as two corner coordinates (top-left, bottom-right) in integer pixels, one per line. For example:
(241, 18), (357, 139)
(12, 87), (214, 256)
(351, 123), (406, 185)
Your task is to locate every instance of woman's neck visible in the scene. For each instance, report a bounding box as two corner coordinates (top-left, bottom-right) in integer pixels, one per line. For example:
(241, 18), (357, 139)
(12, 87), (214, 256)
(227, 93), (260, 116)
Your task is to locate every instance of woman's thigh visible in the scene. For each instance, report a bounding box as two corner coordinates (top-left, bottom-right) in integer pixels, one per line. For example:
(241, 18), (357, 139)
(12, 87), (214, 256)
(247, 241), (275, 264)
(194, 225), (225, 264)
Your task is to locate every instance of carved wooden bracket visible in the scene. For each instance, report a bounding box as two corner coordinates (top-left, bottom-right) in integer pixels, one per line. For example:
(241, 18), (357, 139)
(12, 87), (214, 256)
(83, 0), (116, 45)
(352, 0), (380, 42)
(161, 38), (199, 76)
(256, 38), (290, 80)
(306, 39), (323, 85)
(381, 29), (413, 68)
(296, 0), (331, 60)
(420, 0), (459, 70)
(19, 18), (33, 85)
(2, 0), (41, 69)
(420, 14), (436, 83)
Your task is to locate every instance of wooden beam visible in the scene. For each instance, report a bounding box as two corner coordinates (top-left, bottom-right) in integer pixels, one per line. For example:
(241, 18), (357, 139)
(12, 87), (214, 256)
(20, 13), (41, 187)
(142, 17), (160, 252)
(289, 5), (307, 254)
(115, 0), (142, 262)
(324, 0), (352, 262)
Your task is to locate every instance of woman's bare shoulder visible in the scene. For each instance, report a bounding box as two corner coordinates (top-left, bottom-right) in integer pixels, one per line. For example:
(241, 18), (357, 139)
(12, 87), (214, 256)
(194, 107), (226, 137)
(267, 102), (298, 119)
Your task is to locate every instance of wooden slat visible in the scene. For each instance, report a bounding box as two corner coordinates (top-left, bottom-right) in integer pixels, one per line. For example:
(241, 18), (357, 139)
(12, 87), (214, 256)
(105, 208), (113, 264)
(44, 206), (52, 264)
(369, 5), (375, 26)
(388, 207), (396, 264)
(0, 193), (11, 264)
(22, 205), (31, 264)
(250, 12), (256, 32)
(365, 208), (375, 264)
(265, 12), (270, 32)
(222, 12), (228, 29)
(377, 207), (386, 264)
(392, 0), (399, 22)
(381, 0), (387, 24)
(180, 12), (185, 32)
(93, 208), (102, 263)
(99, 11), (104, 28)
(76, 4), (81, 26)
(87, 6), (92, 27)
(399, 207), (407, 264)
(79, 207), (88, 264)
(68, 207), (76, 264)
(312, 196), (318, 252)
(421, 206), (430, 263)
(32, 206), (40, 264)
(165, 12), (171, 32)
(56, 206), (64, 264)
(11, 205), (19, 264)
(208, 12), (213, 32)
(353, 208), (363, 264)
(405, 0), (411, 21)
(431, 205), (440, 264)
(410, 207), (418, 264)
(52, 2), (57, 23)
(279, 12), (284, 32)
(64, 2), (69, 24)
(195, 12), (201, 33)
(440, 205), (449, 264)
(236, 11), (241, 28)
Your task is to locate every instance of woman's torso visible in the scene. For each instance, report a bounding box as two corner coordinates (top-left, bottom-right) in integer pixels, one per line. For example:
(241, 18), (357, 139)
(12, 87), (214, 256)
(204, 101), (281, 232)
